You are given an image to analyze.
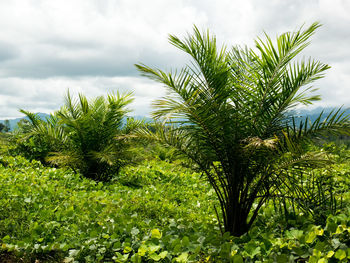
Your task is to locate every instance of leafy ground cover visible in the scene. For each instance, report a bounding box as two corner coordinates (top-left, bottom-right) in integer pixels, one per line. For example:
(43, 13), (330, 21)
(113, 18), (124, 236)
(0, 155), (349, 262)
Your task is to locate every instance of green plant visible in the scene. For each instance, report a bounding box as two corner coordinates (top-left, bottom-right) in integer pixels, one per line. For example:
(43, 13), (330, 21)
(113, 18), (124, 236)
(10, 121), (53, 164)
(136, 23), (350, 236)
(20, 91), (140, 181)
(0, 120), (10, 133)
(0, 123), (5, 133)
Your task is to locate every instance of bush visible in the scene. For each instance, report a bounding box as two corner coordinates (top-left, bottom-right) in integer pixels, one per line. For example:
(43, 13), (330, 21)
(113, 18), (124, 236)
(19, 91), (141, 181)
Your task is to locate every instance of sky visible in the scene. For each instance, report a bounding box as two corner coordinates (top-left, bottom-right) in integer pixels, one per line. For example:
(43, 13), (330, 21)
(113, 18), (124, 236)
(0, 0), (349, 119)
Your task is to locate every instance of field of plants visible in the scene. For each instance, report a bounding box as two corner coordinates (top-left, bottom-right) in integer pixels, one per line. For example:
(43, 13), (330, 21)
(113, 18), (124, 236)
(1, 23), (350, 262)
(0, 143), (349, 262)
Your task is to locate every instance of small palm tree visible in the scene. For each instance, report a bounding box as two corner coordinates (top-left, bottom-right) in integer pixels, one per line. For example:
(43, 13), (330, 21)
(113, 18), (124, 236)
(21, 91), (139, 181)
(136, 23), (350, 236)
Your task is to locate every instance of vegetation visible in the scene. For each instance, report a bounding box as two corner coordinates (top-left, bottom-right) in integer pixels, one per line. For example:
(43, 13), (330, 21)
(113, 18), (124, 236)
(18, 91), (140, 181)
(0, 120), (10, 133)
(0, 155), (349, 262)
(0, 123), (6, 132)
(0, 23), (349, 262)
(136, 23), (350, 236)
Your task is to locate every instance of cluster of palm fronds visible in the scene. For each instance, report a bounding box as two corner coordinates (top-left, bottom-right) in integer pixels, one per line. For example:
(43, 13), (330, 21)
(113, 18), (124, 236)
(135, 23), (350, 236)
(19, 91), (141, 181)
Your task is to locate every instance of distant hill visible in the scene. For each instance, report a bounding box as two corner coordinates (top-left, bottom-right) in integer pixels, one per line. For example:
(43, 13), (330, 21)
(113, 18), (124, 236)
(0, 113), (152, 131)
(0, 113), (50, 131)
(1, 107), (349, 131)
(291, 107), (350, 124)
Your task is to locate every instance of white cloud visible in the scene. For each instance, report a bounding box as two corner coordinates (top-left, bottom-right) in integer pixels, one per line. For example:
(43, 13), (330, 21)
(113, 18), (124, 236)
(0, 76), (164, 118)
(0, 0), (349, 119)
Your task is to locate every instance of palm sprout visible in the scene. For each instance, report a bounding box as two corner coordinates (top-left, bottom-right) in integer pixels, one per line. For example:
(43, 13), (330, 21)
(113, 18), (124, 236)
(20, 91), (140, 181)
(136, 23), (350, 236)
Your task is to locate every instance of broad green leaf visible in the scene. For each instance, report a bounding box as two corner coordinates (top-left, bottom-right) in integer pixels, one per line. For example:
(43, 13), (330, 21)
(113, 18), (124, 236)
(314, 241), (326, 252)
(138, 244), (147, 256)
(305, 232), (317, 243)
(148, 243), (161, 253)
(289, 229), (304, 239)
(335, 225), (345, 234)
(115, 252), (129, 262)
(315, 228), (324, 236)
(335, 249), (346, 260)
(232, 254), (244, 263)
(159, 251), (168, 259)
(181, 236), (190, 247)
(326, 251), (334, 258)
(325, 221), (337, 233)
(313, 249), (322, 257)
(175, 252), (188, 262)
(130, 254), (142, 263)
(123, 246), (133, 253)
(151, 229), (162, 239)
(309, 255), (318, 263)
(149, 253), (161, 261)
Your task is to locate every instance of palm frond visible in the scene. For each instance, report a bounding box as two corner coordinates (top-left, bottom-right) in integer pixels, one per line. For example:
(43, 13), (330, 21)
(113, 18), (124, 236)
(18, 91), (138, 181)
(45, 150), (82, 168)
(19, 109), (42, 128)
(283, 108), (350, 150)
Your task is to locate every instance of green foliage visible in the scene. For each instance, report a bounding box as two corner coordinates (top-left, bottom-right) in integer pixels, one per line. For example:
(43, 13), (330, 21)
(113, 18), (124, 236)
(18, 91), (140, 181)
(136, 23), (350, 236)
(0, 155), (218, 262)
(132, 141), (180, 163)
(0, 123), (5, 133)
(0, 120), (10, 133)
(0, 155), (349, 262)
(9, 119), (53, 164)
(273, 143), (350, 225)
(280, 167), (348, 225)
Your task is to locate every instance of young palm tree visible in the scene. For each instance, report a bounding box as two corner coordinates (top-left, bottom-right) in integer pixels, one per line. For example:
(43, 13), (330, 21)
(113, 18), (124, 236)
(136, 23), (350, 236)
(21, 91), (139, 181)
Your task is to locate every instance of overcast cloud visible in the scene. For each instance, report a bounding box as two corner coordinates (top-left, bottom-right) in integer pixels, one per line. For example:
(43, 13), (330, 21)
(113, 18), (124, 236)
(0, 0), (349, 118)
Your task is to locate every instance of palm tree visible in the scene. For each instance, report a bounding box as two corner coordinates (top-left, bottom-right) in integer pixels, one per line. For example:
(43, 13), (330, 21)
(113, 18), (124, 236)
(136, 23), (350, 236)
(21, 91), (140, 181)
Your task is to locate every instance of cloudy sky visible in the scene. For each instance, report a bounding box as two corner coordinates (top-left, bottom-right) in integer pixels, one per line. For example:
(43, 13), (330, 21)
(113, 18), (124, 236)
(0, 0), (349, 119)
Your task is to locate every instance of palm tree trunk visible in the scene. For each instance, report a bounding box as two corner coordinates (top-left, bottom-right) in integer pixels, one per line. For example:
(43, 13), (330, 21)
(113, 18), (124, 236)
(223, 200), (250, 237)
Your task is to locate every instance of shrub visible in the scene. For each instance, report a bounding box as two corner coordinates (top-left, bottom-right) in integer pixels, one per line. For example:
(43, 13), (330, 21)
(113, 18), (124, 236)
(20, 91), (141, 181)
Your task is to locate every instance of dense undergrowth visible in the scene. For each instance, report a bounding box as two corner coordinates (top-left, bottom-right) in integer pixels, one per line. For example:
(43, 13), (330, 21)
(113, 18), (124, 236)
(0, 152), (349, 262)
